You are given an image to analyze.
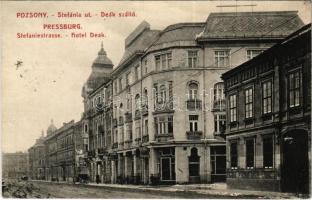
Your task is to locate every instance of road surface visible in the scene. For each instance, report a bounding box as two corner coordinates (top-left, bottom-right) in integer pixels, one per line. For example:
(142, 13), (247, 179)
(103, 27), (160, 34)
(28, 181), (254, 198)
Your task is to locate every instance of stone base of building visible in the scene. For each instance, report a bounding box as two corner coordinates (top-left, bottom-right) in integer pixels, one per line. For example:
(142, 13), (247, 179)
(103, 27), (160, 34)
(227, 178), (280, 192)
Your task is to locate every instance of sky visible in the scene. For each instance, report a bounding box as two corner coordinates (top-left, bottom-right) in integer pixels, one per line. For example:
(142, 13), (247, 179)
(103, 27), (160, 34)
(1, 1), (311, 153)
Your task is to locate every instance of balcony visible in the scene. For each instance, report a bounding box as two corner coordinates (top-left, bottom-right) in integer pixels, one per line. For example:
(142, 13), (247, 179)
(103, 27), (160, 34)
(186, 131), (203, 140)
(141, 105), (148, 116)
(125, 112), (133, 123)
(154, 101), (174, 114)
(113, 118), (117, 127)
(142, 135), (149, 143)
(212, 99), (226, 112)
(134, 110), (141, 120)
(155, 134), (173, 142)
(112, 142), (118, 149)
(186, 99), (202, 110)
(118, 117), (124, 126)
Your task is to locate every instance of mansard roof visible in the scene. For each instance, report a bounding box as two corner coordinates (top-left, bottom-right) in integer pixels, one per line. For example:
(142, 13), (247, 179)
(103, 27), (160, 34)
(197, 11), (304, 41)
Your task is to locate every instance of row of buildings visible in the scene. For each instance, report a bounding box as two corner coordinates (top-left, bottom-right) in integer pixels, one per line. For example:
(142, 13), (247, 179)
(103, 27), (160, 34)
(28, 11), (310, 193)
(2, 152), (28, 179)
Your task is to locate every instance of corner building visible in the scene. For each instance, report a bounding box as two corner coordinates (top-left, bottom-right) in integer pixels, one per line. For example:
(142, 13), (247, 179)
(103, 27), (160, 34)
(82, 11), (304, 185)
(222, 24), (310, 193)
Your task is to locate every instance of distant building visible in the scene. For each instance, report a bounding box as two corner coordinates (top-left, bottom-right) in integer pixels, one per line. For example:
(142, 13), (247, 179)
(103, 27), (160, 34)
(222, 24), (311, 193)
(2, 152), (28, 179)
(28, 131), (46, 180)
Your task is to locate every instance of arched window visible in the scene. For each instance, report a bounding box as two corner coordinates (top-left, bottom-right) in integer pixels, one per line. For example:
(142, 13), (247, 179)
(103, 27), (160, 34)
(135, 94), (140, 110)
(189, 148), (200, 177)
(188, 82), (198, 100)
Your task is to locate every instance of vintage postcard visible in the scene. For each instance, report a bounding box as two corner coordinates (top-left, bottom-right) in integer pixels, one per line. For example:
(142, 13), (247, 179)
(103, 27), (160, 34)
(1, 0), (311, 198)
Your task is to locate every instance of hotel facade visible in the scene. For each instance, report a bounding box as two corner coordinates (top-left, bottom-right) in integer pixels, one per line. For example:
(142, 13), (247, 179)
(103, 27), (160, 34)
(27, 11), (305, 187)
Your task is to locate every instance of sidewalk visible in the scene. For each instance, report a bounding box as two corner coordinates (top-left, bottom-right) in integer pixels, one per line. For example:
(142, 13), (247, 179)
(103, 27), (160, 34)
(87, 182), (300, 199)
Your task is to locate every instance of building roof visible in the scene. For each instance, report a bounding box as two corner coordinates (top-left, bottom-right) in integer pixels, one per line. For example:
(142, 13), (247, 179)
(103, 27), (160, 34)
(198, 11), (304, 40)
(115, 21), (160, 72)
(93, 43), (113, 66)
(47, 119), (57, 135)
(222, 23), (311, 80)
(153, 22), (205, 45)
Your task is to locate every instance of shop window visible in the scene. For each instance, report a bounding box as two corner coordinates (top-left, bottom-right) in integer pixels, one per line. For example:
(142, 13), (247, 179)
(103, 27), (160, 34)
(263, 136), (273, 168)
(246, 138), (255, 169)
(230, 142), (238, 169)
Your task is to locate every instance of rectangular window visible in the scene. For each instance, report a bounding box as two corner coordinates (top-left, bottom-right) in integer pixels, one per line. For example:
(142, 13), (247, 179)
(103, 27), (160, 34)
(189, 115), (198, 132)
(144, 119), (148, 136)
(155, 115), (173, 135)
(188, 51), (198, 68)
(247, 49), (264, 60)
(214, 114), (226, 133)
(263, 136), (273, 168)
(289, 70), (301, 107)
(246, 138), (255, 169)
(262, 81), (272, 114)
(135, 65), (139, 81)
(229, 94), (237, 122)
(126, 72), (130, 86)
(155, 55), (161, 71)
(230, 142), (238, 169)
(214, 50), (230, 68)
(155, 53), (172, 71)
(118, 78), (122, 92)
(245, 88), (253, 118)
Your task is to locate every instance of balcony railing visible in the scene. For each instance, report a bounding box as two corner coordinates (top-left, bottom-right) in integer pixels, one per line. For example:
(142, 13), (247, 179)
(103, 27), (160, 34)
(142, 135), (149, 143)
(212, 99), (226, 112)
(154, 101), (174, 113)
(155, 134), (173, 142)
(125, 112), (132, 123)
(186, 131), (203, 140)
(134, 110), (141, 120)
(186, 99), (202, 110)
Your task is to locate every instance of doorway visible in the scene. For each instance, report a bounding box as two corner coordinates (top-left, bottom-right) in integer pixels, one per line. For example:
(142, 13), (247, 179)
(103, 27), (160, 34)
(281, 130), (309, 193)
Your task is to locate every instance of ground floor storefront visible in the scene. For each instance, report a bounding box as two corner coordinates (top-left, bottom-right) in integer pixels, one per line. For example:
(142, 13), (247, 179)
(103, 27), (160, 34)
(226, 125), (310, 193)
(86, 143), (226, 185)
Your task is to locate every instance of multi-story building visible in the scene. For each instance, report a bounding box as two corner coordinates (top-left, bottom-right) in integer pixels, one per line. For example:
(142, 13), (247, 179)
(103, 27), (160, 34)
(28, 131), (47, 180)
(44, 120), (83, 182)
(2, 152), (28, 179)
(222, 24), (310, 193)
(81, 11), (304, 185)
(28, 120), (84, 182)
